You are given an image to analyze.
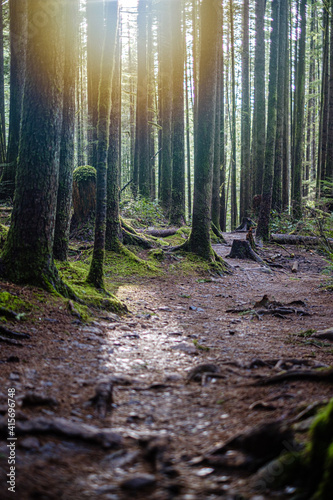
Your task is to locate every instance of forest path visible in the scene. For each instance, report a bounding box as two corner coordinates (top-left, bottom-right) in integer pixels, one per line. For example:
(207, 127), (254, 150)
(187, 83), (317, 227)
(0, 235), (332, 499)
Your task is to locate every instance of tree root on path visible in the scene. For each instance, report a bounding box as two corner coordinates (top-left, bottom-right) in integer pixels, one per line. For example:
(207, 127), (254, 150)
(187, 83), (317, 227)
(252, 367), (333, 386)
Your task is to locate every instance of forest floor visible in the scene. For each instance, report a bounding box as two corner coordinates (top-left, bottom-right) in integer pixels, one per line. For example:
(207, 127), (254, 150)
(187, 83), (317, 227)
(0, 230), (333, 500)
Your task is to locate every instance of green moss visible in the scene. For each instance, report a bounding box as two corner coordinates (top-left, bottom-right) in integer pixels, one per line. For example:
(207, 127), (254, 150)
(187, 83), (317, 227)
(0, 291), (32, 313)
(73, 165), (96, 183)
(104, 246), (160, 278)
(57, 260), (127, 313)
(148, 249), (165, 261)
(0, 223), (8, 249)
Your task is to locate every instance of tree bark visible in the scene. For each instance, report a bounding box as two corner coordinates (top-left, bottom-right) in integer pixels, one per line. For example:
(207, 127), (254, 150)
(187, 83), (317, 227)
(159, 0), (173, 215)
(170, 0), (186, 226)
(54, 0), (79, 261)
(136, 0), (149, 199)
(0, 0), (68, 293)
(252, 0), (266, 197)
(256, 0), (280, 242)
(0, 0), (27, 201)
(87, 1), (118, 288)
(291, 0), (306, 220)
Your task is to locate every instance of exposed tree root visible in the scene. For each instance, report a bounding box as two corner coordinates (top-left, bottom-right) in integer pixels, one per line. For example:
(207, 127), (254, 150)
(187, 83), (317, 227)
(252, 367), (333, 386)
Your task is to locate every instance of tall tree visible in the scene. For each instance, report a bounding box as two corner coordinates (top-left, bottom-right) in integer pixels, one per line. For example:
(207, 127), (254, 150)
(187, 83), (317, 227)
(0, 0), (6, 166)
(291, 0), (306, 219)
(252, 0), (266, 198)
(325, 0), (333, 204)
(256, 0), (280, 241)
(170, 0), (185, 226)
(86, 0), (104, 168)
(136, 0), (149, 198)
(211, 52), (221, 233)
(178, 0), (226, 270)
(240, 0), (251, 219)
(272, 0), (288, 212)
(229, 0), (237, 229)
(53, 0), (79, 261)
(87, 1), (118, 288)
(219, 4), (226, 232)
(106, 36), (121, 251)
(0, 0), (68, 293)
(316, 4), (329, 198)
(0, 0), (27, 201)
(159, 0), (173, 215)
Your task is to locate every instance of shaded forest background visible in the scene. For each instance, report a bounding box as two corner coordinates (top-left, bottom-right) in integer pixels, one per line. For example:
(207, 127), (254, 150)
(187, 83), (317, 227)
(0, 0), (331, 291)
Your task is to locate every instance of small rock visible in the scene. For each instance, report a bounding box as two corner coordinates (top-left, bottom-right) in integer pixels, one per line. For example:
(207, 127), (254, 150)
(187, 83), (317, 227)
(9, 372), (20, 381)
(19, 437), (40, 450)
(81, 326), (103, 335)
(159, 306), (172, 312)
(120, 474), (156, 491)
(171, 343), (198, 355)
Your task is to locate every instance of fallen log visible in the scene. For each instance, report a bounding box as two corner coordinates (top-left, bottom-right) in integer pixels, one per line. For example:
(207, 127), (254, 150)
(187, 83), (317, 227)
(271, 233), (333, 247)
(144, 227), (179, 238)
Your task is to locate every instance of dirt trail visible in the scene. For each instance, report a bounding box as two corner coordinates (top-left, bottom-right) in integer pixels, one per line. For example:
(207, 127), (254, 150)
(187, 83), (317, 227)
(0, 234), (332, 499)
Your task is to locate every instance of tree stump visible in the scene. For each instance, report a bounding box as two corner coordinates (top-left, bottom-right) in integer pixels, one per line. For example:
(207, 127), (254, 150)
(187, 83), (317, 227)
(71, 166), (96, 230)
(227, 239), (266, 265)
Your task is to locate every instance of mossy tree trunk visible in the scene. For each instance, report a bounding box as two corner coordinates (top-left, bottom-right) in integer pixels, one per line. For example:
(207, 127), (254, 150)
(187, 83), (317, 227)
(272, 0), (287, 213)
(0, 0), (6, 167)
(159, 0), (172, 216)
(184, 0), (221, 261)
(240, 0), (251, 220)
(291, 0), (306, 220)
(136, 0), (150, 199)
(256, 0), (280, 242)
(106, 36), (122, 252)
(87, 1), (118, 289)
(0, 0), (27, 201)
(0, 0), (69, 293)
(211, 52), (221, 232)
(170, 0), (185, 226)
(54, 0), (79, 261)
(219, 5), (226, 232)
(229, 0), (237, 230)
(252, 0), (266, 198)
(86, 0), (104, 169)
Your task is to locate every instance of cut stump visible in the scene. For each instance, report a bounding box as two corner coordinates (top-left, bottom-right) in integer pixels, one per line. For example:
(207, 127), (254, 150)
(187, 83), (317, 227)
(227, 240), (266, 265)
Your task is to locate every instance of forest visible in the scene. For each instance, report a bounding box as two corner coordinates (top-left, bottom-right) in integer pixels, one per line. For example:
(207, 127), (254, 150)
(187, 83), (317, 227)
(0, 0), (333, 499)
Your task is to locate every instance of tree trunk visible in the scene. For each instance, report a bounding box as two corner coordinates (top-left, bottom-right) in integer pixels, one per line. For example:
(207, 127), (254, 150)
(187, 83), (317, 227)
(256, 0), (280, 242)
(185, 0), (220, 261)
(272, 0), (287, 213)
(0, 0), (27, 201)
(0, 0), (68, 293)
(136, 0), (149, 199)
(87, 1), (118, 289)
(212, 52), (221, 232)
(106, 36), (121, 252)
(316, 6), (329, 199)
(220, 5), (226, 232)
(324, 0), (333, 205)
(0, 0), (6, 167)
(230, 0), (237, 230)
(86, 0), (104, 168)
(291, 0), (306, 220)
(54, 0), (79, 261)
(252, 0), (266, 197)
(159, 0), (173, 215)
(240, 0), (251, 219)
(170, 0), (185, 226)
